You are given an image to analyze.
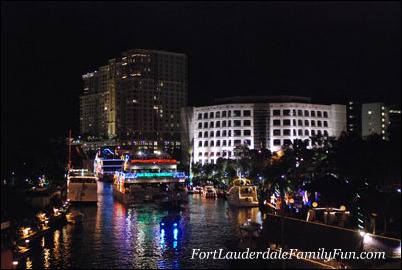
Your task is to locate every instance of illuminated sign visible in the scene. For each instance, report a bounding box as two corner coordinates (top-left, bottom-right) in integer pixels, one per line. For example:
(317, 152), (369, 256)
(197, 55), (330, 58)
(119, 172), (186, 179)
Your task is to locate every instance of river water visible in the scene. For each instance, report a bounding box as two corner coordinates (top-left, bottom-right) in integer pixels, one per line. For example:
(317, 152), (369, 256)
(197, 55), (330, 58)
(20, 182), (264, 269)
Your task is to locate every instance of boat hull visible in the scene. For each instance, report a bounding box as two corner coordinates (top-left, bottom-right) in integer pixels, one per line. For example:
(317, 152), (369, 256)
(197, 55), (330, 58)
(67, 183), (98, 204)
(228, 197), (259, 207)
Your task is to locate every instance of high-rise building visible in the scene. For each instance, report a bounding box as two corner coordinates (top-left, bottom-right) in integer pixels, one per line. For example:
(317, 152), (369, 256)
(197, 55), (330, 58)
(181, 96), (347, 165)
(80, 49), (188, 153)
(346, 101), (362, 136)
(361, 103), (389, 140)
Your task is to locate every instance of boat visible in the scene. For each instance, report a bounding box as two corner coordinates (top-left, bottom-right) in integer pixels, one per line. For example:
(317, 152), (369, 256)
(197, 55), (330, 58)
(113, 153), (187, 204)
(160, 214), (182, 230)
(94, 148), (125, 182)
(194, 186), (203, 194)
(228, 178), (259, 207)
(66, 209), (84, 224)
(204, 186), (217, 198)
(67, 169), (98, 204)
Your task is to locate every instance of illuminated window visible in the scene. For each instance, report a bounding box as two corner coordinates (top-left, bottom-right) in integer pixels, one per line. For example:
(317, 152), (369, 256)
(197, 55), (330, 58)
(368, 111), (372, 115)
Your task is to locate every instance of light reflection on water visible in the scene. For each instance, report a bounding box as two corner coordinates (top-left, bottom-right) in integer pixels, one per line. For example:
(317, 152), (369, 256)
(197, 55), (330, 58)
(21, 182), (263, 269)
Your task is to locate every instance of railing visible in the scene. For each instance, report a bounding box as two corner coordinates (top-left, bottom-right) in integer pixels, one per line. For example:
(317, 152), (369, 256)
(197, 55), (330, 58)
(118, 172), (186, 179)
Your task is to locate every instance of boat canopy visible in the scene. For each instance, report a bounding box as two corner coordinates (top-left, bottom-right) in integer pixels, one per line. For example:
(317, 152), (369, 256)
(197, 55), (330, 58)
(232, 178), (252, 186)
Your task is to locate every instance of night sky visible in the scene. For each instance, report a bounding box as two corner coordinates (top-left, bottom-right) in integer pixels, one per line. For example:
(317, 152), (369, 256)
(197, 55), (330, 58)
(1, 1), (401, 175)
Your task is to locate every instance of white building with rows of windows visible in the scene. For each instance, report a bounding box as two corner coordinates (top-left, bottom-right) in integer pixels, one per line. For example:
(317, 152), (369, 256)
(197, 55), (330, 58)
(183, 98), (346, 165)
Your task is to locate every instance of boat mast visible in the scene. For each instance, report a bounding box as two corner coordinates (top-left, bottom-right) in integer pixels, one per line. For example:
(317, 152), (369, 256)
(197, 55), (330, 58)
(68, 129), (72, 171)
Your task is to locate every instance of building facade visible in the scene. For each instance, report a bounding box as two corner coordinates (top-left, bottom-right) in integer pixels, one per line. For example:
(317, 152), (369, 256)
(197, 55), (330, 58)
(361, 103), (389, 140)
(80, 49), (188, 154)
(182, 97), (347, 165)
(346, 101), (362, 136)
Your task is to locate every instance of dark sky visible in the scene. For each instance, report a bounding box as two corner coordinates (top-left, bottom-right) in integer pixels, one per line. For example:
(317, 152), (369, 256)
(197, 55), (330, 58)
(1, 1), (401, 174)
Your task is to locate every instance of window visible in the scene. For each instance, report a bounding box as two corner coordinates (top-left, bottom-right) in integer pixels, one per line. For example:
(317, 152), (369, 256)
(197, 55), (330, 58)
(298, 129), (303, 136)
(198, 123), (202, 129)
(198, 113), (202, 120)
(293, 119), (297, 126)
(244, 139), (251, 145)
(210, 131), (214, 137)
(317, 111), (322, 117)
(228, 120), (232, 127)
(234, 120), (241, 126)
(324, 121), (328, 127)
(217, 140), (221, 146)
(204, 131), (208, 138)
(216, 111), (221, 118)
(298, 120), (303, 126)
(216, 121), (221, 127)
(311, 130), (316, 136)
(216, 131), (221, 137)
(324, 111), (328, 118)
(222, 121), (227, 127)
(304, 110), (309, 117)
(204, 113), (208, 119)
(273, 110), (281, 116)
(210, 112), (214, 118)
(234, 130), (241, 136)
(273, 129), (281, 136)
(305, 120), (309, 126)
(228, 111), (232, 117)
(283, 109), (291, 116)
(243, 110), (251, 116)
(284, 139), (292, 145)
(222, 111), (227, 117)
(274, 139), (281, 146)
(273, 120), (281, 126)
(204, 141), (208, 147)
(311, 120), (316, 127)
(222, 130), (227, 136)
(198, 141), (202, 147)
(228, 140), (232, 146)
(283, 119), (291, 126)
(244, 120), (251, 126)
(305, 130), (309, 136)
(198, 132), (202, 138)
(283, 129), (291, 136)
(244, 130), (251, 136)
(228, 130), (232, 136)
(311, 111), (316, 117)
(324, 130), (329, 136)
(298, 110), (303, 116)
(210, 122), (214, 128)
(234, 140), (241, 145)
(318, 130), (322, 136)
(234, 110), (241, 117)
(223, 140), (227, 146)
(317, 121), (322, 127)
(204, 122), (208, 128)
(293, 129), (297, 136)
(210, 141), (215, 147)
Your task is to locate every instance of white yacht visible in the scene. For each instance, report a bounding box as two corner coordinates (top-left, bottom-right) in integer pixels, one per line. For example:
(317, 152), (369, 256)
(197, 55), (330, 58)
(67, 169), (98, 204)
(203, 186), (217, 198)
(228, 178), (259, 207)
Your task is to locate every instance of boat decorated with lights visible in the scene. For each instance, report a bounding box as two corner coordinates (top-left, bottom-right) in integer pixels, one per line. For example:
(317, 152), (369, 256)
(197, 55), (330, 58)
(94, 148), (125, 182)
(113, 153), (187, 204)
(228, 178), (259, 207)
(67, 169), (98, 204)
